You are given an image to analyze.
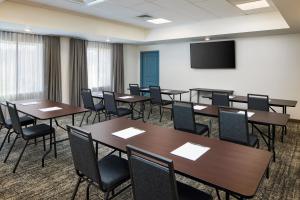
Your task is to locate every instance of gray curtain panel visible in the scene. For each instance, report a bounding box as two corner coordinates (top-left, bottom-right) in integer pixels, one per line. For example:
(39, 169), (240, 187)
(112, 43), (124, 93)
(69, 38), (88, 106)
(43, 36), (62, 102)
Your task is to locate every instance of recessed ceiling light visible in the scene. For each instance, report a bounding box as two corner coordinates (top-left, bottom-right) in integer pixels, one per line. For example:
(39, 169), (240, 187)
(24, 27), (32, 33)
(236, 0), (269, 11)
(147, 18), (171, 24)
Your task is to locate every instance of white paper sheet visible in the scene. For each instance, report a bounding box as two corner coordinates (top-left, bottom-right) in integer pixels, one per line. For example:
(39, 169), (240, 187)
(237, 111), (255, 117)
(119, 96), (134, 99)
(193, 105), (207, 110)
(21, 101), (39, 106)
(162, 89), (171, 92)
(112, 127), (145, 139)
(229, 95), (235, 99)
(171, 142), (210, 161)
(39, 107), (62, 112)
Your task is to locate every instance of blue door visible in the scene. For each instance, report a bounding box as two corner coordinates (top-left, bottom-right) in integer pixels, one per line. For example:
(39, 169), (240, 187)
(140, 51), (159, 88)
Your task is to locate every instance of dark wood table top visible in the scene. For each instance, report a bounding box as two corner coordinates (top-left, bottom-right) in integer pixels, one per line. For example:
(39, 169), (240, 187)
(83, 118), (272, 198)
(163, 104), (290, 126)
(92, 92), (150, 103)
(189, 88), (234, 94)
(6, 99), (88, 120)
(202, 95), (297, 108)
(139, 88), (189, 95)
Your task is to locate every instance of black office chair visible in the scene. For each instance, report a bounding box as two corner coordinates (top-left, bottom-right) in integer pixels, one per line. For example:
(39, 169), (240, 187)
(247, 94), (269, 111)
(129, 84), (140, 96)
(0, 104), (35, 152)
(148, 86), (172, 122)
(4, 102), (56, 173)
(126, 145), (212, 200)
(172, 101), (210, 137)
(218, 107), (259, 148)
(80, 88), (105, 126)
(212, 92), (230, 107)
(67, 126), (130, 200)
(103, 91), (132, 120)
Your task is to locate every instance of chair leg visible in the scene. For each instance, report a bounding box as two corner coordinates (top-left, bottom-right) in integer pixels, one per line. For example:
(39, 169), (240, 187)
(42, 133), (53, 167)
(80, 112), (86, 127)
(148, 104), (152, 119)
(0, 129), (11, 152)
(43, 136), (46, 151)
(98, 111), (101, 122)
(86, 111), (92, 124)
(159, 106), (164, 122)
(71, 177), (82, 200)
(8, 130), (14, 143)
(13, 140), (29, 173)
(104, 192), (110, 200)
(86, 183), (91, 200)
(4, 135), (19, 163)
(257, 139), (260, 148)
(216, 189), (221, 200)
(92, 112), (97, 124)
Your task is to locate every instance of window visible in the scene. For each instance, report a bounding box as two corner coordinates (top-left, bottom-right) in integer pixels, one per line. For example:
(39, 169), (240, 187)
(0, 32), (44, 101)
(87, 41), (112, 91)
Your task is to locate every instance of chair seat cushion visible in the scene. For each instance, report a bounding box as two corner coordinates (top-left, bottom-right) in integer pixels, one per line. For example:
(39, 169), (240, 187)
(117, 107), (132, 117)
(195, 123), (209, 135)
(98, 155), (130, 191)
(249, 135), (258, 147)
(94, 103), (105, 112)
(22, 124), (54, 140)
(177, 181), (212, 200)
(5, 116), (35, 129)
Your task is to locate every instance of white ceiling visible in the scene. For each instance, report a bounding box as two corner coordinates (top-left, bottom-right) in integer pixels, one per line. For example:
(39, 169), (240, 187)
(21, 0), (278, 29)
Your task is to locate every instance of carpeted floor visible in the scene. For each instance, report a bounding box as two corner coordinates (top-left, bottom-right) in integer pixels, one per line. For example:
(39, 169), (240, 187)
(0, 106), (299, 200)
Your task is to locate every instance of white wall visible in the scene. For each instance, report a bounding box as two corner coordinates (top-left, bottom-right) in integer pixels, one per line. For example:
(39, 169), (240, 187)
(124, 34), (300, 119)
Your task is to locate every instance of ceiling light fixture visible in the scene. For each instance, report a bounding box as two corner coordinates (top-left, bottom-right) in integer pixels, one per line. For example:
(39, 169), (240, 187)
(236, 0), (269, 11)
(147, 18), (171, 24)
(24, 27), (32, 33)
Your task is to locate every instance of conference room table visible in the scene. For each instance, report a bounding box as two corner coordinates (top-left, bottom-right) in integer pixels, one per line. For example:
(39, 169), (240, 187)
(202, 94), (297, 114)
(190, 88), (234, 103)
(83, 117), (272, 200)
(163, 103), (289, 162)
(92, 92), (150, 121)
(139, 87), (189, 101)
(1, 99), (88, 157)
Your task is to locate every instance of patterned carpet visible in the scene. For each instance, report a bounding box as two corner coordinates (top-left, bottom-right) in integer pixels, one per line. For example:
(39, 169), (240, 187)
(0, 106), (299, 200)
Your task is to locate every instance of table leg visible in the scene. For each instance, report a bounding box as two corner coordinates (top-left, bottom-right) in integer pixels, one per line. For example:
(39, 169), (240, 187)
(226, 192), (230, 200)
(180, 94), (182, 101)
(197, 91), (200, 103)
(130, 103), (134, 119)
(189, 90), (192, 102)
(173, 94), (175, 101)
(72, 114), (75, 126)
(272, 125), (276, 162)
(96, 142), (98, 160)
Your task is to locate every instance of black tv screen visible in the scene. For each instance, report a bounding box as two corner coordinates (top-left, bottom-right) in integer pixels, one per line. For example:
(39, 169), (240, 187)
(190, 41), (235, 69)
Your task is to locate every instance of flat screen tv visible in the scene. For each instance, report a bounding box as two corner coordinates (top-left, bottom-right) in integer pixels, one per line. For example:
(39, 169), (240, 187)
(190, 40), (235, 69)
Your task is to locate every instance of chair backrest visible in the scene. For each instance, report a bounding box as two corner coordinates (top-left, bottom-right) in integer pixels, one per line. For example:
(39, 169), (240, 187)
(212, 92), (230, 107)
(129, 84), (140, 96)
(103, 91), (118, 115)
(0, 105), (7, 126)
(126, 145), (179, 200)
(172, 101), (196, 133)
(6, 102), (23, 135)
(149, 86), (162, 104)
(67, 126), (102, 188)
(247, 94), (269, 111)
(81, 88), (95, 110)
(218, 107), (250, 145)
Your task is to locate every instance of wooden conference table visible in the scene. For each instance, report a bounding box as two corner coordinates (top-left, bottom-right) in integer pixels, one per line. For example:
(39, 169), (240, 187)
(2, 100), (87, 156)
(139, 87), (189, 101)
(164, 103), (289, 162)
(92, 92), (150, 121)
(83, 118), (272, 200)
(190, 88), (234, 103)
(203, 95), (297, 114)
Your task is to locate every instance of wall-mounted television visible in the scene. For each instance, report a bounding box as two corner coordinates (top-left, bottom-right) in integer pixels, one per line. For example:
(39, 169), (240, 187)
(190, 40), (236, 69)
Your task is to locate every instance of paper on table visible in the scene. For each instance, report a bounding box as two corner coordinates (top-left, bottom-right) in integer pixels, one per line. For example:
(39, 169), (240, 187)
(193, 105), (207, 110)
(163, 89), (171, 92)
(21, 101), (39, 106)
(229, 95), (235, 99)
(237, 111), (255, 117)
(39, 107), (62, 112)
(171, 142), (210, 161)
(112, 127), (145, 139)
(119, 96), (134, 99)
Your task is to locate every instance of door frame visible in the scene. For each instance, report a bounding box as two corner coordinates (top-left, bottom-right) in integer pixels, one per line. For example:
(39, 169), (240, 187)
(140, 50), (160, 87)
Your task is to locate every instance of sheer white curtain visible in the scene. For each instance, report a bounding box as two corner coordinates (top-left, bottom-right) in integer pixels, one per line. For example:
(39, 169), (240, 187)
(0, 31), (44, 101)
(87, 41), (112, 91)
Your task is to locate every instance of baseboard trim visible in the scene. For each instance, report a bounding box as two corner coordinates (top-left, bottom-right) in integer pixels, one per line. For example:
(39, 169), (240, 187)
(288, 118), (300, 123)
